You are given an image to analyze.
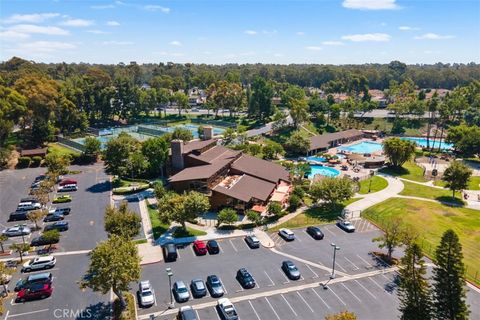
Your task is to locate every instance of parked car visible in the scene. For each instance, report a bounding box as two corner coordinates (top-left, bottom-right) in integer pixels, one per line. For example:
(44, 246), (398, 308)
(281, 260), (301, 280)
(173, 281), (190, 302)
(30, 235), (60, 247)
(57, 184), (77, 192)
(34, 175), (46, 183)
(162, 243), (177, 262)
(278, 228), (295, 241)
(52, 195), (71, 203)
(44, 221), (69, 232)
(16, 283), (53, 302)
(59, 179), (77, 186)
(206, 275), (224, 297)
(15, 272), (52, 292)
(306, 226), (324, 240)
(217, 298), (239, 320)
(22, 256), (56, 272)
(2, 225), (31, 237)
(48, 207), (71, 215)
(43, 213), (65, 222)
(16, 202), (41, 212)
(20, 197), (40, 204)
(8, 211), (28, 222)
(244, 235), (260, 249)
(207, 240), (220, 254)
(190, 279), (207, 298)
(178, 306), (198, 320)
(193, 240), (207, 255)
(236, 268), (256, 289)
(138, 280), (155, 307)
(337, 220), (356, 233)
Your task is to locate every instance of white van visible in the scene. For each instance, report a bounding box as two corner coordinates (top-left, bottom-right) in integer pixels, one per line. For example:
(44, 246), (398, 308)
(58, 184), (77, 192)
(16, 202), (41, 211)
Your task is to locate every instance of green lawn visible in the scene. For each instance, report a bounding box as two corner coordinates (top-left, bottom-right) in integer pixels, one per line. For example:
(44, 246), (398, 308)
(270, 197), (361, 231)
(47, 143), (81, 157)
(363, 198), (480, 285)
(379, 161), (427, 182)
(434, 176), (480, 191)
(147, 203), (170, 240)
(400, 180), (463, 205)
(358, 176), (388, 194)
(172, 227), (207, 238)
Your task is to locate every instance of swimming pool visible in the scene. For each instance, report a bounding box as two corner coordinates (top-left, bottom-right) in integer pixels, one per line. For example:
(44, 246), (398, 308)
(308, 165), (340, 178)
(338, 141), (383, 154)
(401, 137), (453, 150)
(306, 156), (326, 162)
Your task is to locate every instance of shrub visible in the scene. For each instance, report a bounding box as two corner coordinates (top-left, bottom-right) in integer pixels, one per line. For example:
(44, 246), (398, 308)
(292, 186), (305, 198)
(288, 194), (302, 212)
(31, 156), (42, 167)
(17, 156), (31, 168)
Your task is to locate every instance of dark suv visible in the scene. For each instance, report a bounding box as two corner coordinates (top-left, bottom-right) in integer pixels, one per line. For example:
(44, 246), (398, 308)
(207, 240), (220, 254)
(44, 221), (69, 232)
(236, 268), (256, 289)
(306, 226), (324, 240)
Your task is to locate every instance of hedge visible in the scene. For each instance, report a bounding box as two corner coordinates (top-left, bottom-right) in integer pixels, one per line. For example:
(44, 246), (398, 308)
(17, 156), (31, 168)
(31, 156), (42, 167)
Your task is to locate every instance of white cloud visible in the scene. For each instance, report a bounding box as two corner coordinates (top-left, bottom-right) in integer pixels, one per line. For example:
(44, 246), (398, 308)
(305, 46), (323, 51)
(17, 41), (76, 52)
(296, 31), (305, 36)
(102, 40), (133, 45)
(91, 4), (115, 9)
(60, 19), (94, 27)
(341, 33), (391, 42)
(342, 0), (399, 10)
(322, 41), (345, 46)
(143, 5), (171, 13)
(4, 13), (60, 24)
(399, 26), (419, 31)
(0, 30), (30, 41)
(262, 30), (277, 35)
(87, 30), (111, 34)
(169, 40), (182, 46)
(9, 24), (69, 35)
(106, 21), (120, 26)
(244, 30), (257, 35)
(414, 33), (454, 40)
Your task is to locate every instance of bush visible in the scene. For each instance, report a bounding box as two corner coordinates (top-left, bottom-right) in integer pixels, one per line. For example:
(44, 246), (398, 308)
(292, 186), (305, 198)
(17, 156), (31, 168)
(31, 156), (42, 167)
(288, 194), (302, 212)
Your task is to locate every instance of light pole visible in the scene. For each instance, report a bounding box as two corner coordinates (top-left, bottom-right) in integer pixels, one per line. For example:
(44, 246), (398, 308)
(368, 170), (374, 193)
(165, 267), (174, 309)
(330, 243), (340, 279)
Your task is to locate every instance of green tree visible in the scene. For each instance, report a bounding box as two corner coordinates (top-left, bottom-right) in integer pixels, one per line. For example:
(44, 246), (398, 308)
(309, 177), (354, 206)
(81, 235), (140, 310)
(372, 217), (407, 262)
(446, 125), (480, 157)
(141, 136), (169, 177)
(217, 208), (238, 227)
(171, 127), (194, 142)
(41, 230), (60, 250)
(285, 131), (310, 156)
(442, 161), (472, 198)
(27, 209), (47, 231)
(45, 152), (71, 174)
(0, 84), (27, 146)
(432, 230), (469, 320)
(268, 201), (283, 216)
(383, 137), (416, 167)
(249, 77), (273, 122)
(125, 150), (148, 179)
(246, 210), (261, 226)
(183, 191), (211, 222)
(325, 311), (357, 320)
(103, 133), (140, 176)
(157, 191), (210, 229)
(398, 242), (432, 320)
(10, 243), (30, 262)
(172, 91), (189, 116)
(0, 235), (8, 253)
(262, 142), (284, 160)
(104, 202), (141, 240)
(289, 98), (309, 128)
(83, 137), (101, 161)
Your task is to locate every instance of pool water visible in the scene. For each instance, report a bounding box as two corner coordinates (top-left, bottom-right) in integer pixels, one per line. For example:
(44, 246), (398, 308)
(338, 141), (383, 154)
(306, 156), (326, 162)
(401, 137), (453, 150)
(308, 165), (340, 178)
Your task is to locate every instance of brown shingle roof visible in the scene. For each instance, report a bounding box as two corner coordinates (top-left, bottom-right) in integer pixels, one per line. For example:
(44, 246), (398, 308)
(21, 148), (47, 157)
(309, 129), (364, 151)
(231, 154), (290, 183)
(187, 145), (240, 164)
(182, 139), (217, 154)
(213, 175), (275, 202)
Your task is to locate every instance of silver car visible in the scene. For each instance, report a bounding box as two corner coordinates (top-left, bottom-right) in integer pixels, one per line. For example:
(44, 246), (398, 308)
(173, 281), (190, 302)
(279, 228), (295, 241)
(337, 220), (356, 233)
(138, 280), (155, 307)
(2, 225), (31, 237)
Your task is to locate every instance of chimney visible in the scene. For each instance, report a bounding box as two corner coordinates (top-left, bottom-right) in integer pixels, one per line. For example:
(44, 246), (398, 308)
(203, 126), (213, 140)
(171, 139), (185, 171)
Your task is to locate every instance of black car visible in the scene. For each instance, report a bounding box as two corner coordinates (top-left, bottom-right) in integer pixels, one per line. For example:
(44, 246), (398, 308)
(306, 226), (324, 240)
(244, 235), (260, 249)
(30, 235), (60, 247)
(206, 240), (220, 254)
(15, 272), (52, 292)
(43, 213), (64, 222)
(281, 260), (301, 280)
(236, 268), (256, 289)
(44, 221), (69, 232)
(8, 211), (28, 222)
(206, 275), (224, 297)
(190, 279), (207, 298)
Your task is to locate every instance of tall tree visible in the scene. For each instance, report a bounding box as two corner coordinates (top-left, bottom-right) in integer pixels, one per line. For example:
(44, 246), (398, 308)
(216, 208), (238, 227)
(432, 230), (469, 320)
(157, 191), (210, 229)
(141, 136), (169, 177)
(285, 131), (310, 156)
(442, 161), (472, 198)
(103, 133), (140, 176)
(398, 242), (432, 320)
(172, 91), (189, 116)
(289, 97), (309, 128)
(249, 76), (273, 122)
(372, 217), (407, 262)
(309, 177), (354, 207)
(104, 202), (141, 240)
(383, 137), (416, 168)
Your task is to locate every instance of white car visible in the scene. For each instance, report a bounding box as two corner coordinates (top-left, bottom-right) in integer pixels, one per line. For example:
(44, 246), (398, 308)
(2, 225), (31, 237)
(278, 228), (295, 241)
(138, 280), (155, 307)
(58, 184), (77, 192)
(217, 298), (238, 320)
(337, 220), (356, 233)
(22, 256), (56, 272)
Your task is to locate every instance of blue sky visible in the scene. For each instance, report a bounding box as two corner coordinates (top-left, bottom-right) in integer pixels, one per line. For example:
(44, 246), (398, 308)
(1, 0), (479, 64)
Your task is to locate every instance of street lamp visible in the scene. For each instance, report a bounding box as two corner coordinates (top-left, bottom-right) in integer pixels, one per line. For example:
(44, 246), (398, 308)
(330, 243), (340, 279)
(165, 267), (174, 309)
(368, 170), (375, 193)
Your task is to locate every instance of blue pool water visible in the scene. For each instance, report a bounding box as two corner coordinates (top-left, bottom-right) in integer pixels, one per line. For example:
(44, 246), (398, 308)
(306, 156), (326, 162)
(308, 165), (340, 178)
(338, 141), (383, 154)
(401, 137), (453, 150)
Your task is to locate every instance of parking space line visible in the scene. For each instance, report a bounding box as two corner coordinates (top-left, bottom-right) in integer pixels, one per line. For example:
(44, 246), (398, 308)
(222, 283), (228, 295)
(356, 254), (374, 268)
(248, 300), (261, 320)
(264, 271), (275, 287)
(7, 309), (49, 318)
(311, 288), (331, 309)
(335, 262), (348, 273)
(190, 245), (195, 255)
(341, 283), (362, 302)
(280, 294), (297, 316)
(195, 310), (201, 320)
(279, 268), (290, 284)
(354, 280), (377, 300)
(177, 249), (181, 259)
(229, 239), (238, 252)
(265, 297), (281, 320)
(368, 277), (385, 290)
(213, 307), (221, 320)
(305, 264), (319, 278)
(296, 235), (302, 242)
(297, 291), (314, 313)
(324, 227), (336, 237)
(344, 257), (360, 270)
(328, 286), (346, 305)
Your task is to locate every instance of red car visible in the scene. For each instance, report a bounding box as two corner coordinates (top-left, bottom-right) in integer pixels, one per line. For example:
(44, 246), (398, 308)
(193, 240), (207, 255)
(59, 179), (77, 186)
(16, 283), (53, 302)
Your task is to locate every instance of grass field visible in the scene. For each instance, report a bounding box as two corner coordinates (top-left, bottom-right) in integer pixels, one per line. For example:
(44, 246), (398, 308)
(358, 176), (388, 194)
(47, 143), (81, 157)
(400, 180), (463, 205)
(270, 197), (361, 231)
(363, 198), (480, 285)
(434, 176), (480, 191)
(379, 161), (427, 182)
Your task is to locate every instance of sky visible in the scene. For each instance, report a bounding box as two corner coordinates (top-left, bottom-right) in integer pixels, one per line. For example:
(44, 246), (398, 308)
(0, 0), (479, 65)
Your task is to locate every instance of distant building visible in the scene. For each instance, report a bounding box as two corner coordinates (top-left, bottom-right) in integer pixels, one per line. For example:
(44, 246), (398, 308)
(308, 129), (364, 155)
